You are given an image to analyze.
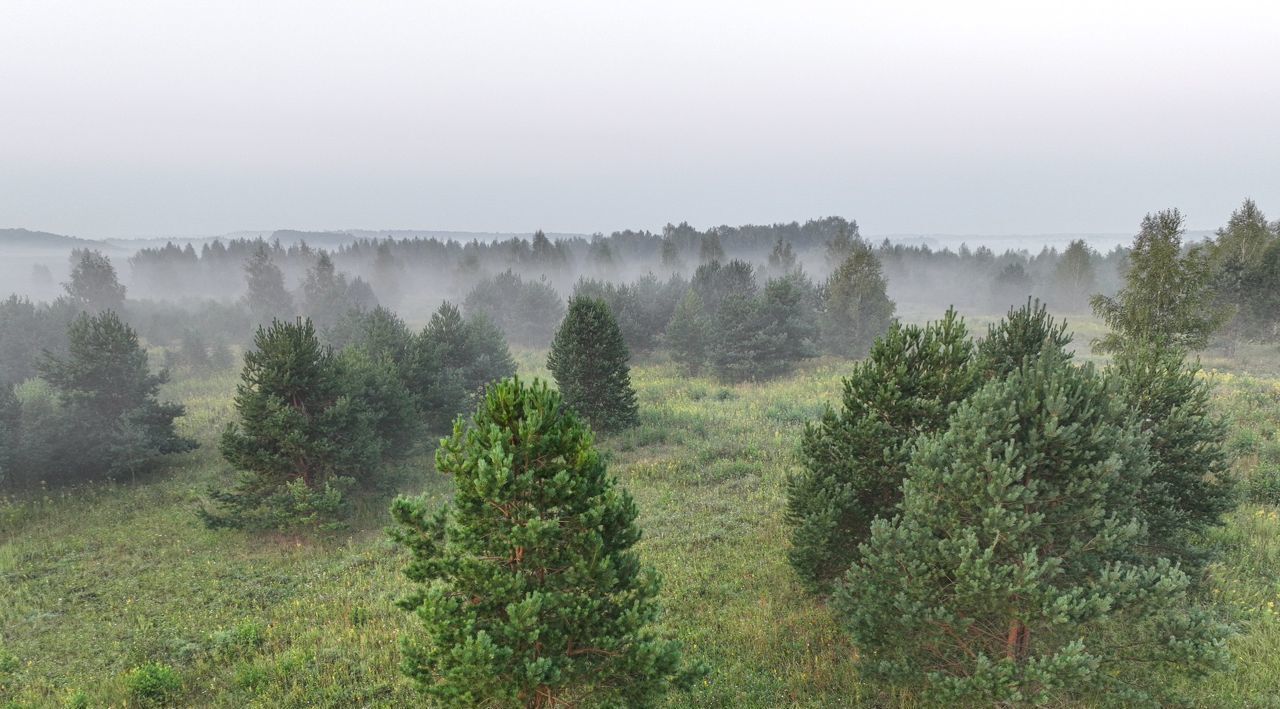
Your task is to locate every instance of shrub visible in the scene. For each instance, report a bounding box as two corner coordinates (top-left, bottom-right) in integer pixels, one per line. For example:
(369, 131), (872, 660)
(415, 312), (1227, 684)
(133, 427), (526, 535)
(123, 662), (181, 704)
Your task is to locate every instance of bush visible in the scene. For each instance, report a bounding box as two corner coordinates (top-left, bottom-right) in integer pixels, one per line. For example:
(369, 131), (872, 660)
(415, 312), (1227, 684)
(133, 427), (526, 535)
(123, 662), (181, 704)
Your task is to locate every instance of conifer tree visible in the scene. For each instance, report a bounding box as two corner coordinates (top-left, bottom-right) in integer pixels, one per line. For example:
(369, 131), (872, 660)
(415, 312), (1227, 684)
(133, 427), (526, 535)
(1110, 344), (1236, 574)
(203, 318), (380, 529)
(977, 298), (1073, 380)
(416, 301), (518, 432)
(390, 378), (701, 707)
(36, 311), (194, 485)
(819, 242), (895, 357)
(786, 309), (978, 593)
(243, 244), (294, 324)
(836, 356), (1229, 704)
(665, 290), (710, 374)
(547, 296), (639, 431)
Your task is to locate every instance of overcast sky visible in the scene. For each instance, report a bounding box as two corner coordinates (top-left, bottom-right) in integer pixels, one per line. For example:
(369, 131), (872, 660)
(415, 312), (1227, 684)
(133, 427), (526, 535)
(2, 0), (1278, 239)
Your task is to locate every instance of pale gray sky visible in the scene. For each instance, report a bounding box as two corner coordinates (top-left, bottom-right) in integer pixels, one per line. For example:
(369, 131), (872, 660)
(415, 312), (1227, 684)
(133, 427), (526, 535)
(2, 0), (1278, 239)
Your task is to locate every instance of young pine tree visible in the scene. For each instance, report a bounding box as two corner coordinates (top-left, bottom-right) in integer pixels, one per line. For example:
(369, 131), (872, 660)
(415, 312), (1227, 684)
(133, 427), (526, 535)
(836, 355), (1229, 705)
(390, 378), (701, 707)
(547, 296), (639, 431)
(203, 318), (380, 529)
(1110, 344), (1236, 575)
(976, 298), (1073, 380)
(37, 311), (194, 485)
(786, 309), (979, 593)
(665, 290), (710, 374)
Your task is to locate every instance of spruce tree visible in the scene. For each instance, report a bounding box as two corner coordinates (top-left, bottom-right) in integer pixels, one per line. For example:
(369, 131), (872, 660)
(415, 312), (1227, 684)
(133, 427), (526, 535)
(786, 309), (978, 593)
(547, 296), (639, 431)
(820, 242), (895, 357)
(390, 378), (701, 707)
(204, 318), (380, 529)
(665, 290), (710, 374)
(836, 355), (1229, 704)
(1110, 344), (1236, 574)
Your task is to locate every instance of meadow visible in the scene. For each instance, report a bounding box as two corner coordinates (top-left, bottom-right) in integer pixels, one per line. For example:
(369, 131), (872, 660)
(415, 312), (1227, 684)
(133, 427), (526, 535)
(3, 316), (1280, 707)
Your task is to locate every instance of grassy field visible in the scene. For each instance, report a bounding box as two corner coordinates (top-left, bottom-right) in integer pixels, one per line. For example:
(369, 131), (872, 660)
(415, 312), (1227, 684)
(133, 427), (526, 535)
(4, 319), (1280, 707)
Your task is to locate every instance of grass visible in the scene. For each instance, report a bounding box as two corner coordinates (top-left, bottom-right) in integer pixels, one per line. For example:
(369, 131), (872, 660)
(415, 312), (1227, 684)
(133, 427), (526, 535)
(3, 324), (1280, 706)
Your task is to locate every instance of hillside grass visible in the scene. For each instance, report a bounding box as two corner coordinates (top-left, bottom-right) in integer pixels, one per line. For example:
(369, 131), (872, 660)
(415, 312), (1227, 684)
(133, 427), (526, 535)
(3, 328), (1280, 707)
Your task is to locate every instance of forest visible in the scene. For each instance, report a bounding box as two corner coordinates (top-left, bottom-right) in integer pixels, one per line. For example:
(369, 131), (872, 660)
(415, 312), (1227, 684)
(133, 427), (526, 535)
(4, 202), (1280, 707)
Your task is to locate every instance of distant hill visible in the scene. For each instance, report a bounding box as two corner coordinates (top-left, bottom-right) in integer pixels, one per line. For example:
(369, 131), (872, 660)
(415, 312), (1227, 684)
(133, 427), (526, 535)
(0, 228), (102, 250)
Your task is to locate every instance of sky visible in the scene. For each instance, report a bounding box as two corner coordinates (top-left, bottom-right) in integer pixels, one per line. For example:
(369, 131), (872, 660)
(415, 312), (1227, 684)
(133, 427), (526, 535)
(2, 0), (1278, 240)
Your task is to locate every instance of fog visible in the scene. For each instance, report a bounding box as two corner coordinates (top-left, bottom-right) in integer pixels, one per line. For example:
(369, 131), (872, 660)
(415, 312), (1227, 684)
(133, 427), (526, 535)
(3, 0), (1279, 239)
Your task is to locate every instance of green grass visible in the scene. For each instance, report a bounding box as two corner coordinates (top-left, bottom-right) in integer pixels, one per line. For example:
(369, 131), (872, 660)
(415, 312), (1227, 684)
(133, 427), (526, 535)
(3, 324), (1280, 706)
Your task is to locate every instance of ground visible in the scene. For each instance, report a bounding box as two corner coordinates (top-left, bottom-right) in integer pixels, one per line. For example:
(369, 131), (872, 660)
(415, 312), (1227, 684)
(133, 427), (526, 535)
(3, 315), (1280, 707)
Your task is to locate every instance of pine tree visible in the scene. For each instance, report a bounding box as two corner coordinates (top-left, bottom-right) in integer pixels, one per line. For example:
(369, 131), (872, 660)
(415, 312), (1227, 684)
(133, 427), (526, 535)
(547, 297), (639, 431)
(64, 249), (126, 313)
(786, 309), (978, 593)
(390, 378), (701, 707)
(203, 318), (380, 529)
(337, 347), (420, 463)
(243, 244), (294, 324)
(836, 355), (1229, 704)
(1110, 344), (1236, 574)
(35, 311), (195, 485)
(665, 290), (710, 374)
(1092, 209), (1228, 353)
(303, 253), (365, 332)
(820, 242), (895, 357)
(416, 301), (516, 432)
(977, 298), (1073, 380)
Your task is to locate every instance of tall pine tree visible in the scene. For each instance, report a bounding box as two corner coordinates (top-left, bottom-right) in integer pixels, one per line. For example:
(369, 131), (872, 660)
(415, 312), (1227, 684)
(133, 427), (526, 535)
(390, 378), (701, 707)
(547, 296), (639, 431)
